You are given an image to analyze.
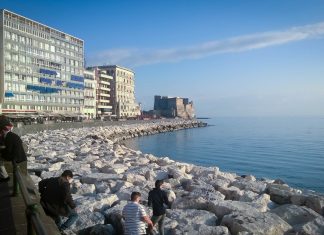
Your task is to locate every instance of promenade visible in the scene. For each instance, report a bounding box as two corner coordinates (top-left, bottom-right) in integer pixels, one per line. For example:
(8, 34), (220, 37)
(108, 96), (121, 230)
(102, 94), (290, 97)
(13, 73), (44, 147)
(0, 163), (60, 235)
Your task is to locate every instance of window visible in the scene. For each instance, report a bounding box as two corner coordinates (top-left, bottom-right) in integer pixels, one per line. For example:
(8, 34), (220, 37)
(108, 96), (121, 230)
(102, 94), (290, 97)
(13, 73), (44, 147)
(19, 55), (26, 63)
(4, 31), (10, 39)
(19, 36), (25, 44)
(4, 52), (11, 60)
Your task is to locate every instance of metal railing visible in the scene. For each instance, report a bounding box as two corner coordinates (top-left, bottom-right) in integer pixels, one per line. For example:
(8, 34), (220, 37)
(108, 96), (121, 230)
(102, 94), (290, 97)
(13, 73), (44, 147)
(12, 162), (49, 235)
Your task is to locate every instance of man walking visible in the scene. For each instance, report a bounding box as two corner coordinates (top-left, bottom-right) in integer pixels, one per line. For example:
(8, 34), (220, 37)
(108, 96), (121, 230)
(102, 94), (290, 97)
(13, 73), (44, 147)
(148, 180), (170, 235)
(38, 170), (78, 232)
(0, 115), (27, 182)
(123, 191), (153, 235)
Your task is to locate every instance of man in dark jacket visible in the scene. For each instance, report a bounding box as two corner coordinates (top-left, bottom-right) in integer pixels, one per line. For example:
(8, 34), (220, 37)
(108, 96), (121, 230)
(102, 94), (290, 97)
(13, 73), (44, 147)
(148, 180), (170, 235)
(39, 170), (78, 231)
(0, 115), (27, 182)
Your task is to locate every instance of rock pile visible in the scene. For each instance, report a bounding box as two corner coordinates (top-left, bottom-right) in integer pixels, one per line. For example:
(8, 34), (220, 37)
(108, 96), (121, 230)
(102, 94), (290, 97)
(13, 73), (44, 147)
(22, 120), (324, 235)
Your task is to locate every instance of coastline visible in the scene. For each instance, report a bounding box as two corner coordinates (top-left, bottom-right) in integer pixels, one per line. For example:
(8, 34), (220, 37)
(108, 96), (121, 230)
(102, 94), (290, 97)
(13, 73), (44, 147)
(23, 119), (324, 235)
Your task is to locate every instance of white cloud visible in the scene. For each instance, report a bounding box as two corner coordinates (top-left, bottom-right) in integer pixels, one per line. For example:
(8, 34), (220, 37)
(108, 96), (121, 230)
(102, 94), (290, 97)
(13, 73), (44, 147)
(87, 22), (324, 67)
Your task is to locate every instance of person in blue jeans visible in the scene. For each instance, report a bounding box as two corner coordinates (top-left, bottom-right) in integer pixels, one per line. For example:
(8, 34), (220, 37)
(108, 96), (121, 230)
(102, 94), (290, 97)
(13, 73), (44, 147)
(39, 170), (78, 231)
(148, 180), (171, 235)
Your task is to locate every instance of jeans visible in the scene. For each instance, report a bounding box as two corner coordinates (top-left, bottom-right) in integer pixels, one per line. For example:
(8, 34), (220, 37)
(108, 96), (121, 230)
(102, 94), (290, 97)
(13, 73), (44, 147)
(54, 206), (78, 230)
(151, 214), (165, 235)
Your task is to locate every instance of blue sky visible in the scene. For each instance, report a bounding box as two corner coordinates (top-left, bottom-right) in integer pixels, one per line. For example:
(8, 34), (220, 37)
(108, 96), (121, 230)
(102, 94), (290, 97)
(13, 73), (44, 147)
(2, 0), (324, 116)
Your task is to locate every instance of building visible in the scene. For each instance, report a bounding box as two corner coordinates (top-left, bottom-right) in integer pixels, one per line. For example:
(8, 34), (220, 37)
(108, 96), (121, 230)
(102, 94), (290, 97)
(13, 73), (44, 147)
(0, 9), (85, 115)
(154, 95), (195, 119)
(83, 70), (97, 119)
(92, 67), (113, 117)
(98, 65), (140, 118)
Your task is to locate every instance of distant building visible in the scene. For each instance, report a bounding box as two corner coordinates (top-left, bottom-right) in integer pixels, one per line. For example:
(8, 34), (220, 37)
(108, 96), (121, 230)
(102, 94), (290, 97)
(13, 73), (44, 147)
(0, 9), (85, 115)
(154, 95), (195, 119)
(92, 67), (113, 117)
(97, 65), (140, 118)
(83, 70), (97, 119)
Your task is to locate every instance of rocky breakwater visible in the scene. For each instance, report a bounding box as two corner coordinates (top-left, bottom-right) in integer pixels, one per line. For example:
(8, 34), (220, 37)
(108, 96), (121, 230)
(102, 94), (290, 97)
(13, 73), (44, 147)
(22, 120), (324, 235)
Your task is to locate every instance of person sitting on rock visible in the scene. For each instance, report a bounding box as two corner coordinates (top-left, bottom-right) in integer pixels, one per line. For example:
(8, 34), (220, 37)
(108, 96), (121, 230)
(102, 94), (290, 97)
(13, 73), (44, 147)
(148, 180), (171, 235)
(123, 191), (153, 235)
(0, 115), (27, 182)
(38, 170), (78, 232)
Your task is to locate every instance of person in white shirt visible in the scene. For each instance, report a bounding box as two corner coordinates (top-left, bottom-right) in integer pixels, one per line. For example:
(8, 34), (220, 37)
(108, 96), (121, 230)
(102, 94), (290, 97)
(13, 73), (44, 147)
(122, 191), (153, 235)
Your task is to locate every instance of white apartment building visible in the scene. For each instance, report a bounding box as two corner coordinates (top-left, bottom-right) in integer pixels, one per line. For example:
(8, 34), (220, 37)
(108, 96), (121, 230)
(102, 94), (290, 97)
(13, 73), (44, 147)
(99, 65), (140, 118)
(83, 70), (96, 119)
(93, 68), (113, 117)
(0, 9), (85, 115)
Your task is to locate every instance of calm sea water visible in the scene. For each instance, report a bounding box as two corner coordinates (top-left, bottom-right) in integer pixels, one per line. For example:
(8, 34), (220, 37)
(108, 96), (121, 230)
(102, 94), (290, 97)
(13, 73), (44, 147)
(123, 117), (324, 193)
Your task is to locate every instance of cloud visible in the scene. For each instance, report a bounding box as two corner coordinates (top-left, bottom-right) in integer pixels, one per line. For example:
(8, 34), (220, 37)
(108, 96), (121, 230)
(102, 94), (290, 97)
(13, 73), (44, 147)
(87, 22), (324, 67)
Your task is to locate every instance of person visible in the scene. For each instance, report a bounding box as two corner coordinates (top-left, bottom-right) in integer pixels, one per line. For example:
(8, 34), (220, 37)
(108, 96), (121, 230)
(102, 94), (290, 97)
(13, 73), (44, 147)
(148, 180), (170, 235)
(123, 191), (153, 235)
(0, 115), (27, 182)
(38, 170), (78, 231)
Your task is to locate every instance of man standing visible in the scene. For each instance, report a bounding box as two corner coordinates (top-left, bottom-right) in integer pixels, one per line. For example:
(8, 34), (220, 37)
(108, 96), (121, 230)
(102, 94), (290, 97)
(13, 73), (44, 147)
(148, 180), (170, 235)
(123, 191), (153, 235)
(38, 170), (78, 232)
(0, 115), (27, 182)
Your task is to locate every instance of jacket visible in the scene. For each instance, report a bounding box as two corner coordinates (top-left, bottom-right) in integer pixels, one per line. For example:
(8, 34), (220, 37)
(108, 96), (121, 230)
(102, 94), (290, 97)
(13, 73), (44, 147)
(39, 177), (76, 217)
(1, 131), (27, 163)
(148, 188), (170, 216)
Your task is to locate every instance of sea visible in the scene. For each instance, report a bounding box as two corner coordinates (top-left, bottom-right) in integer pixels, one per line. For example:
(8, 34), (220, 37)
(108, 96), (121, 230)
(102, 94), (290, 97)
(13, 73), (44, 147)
(123, 117), (324, 193)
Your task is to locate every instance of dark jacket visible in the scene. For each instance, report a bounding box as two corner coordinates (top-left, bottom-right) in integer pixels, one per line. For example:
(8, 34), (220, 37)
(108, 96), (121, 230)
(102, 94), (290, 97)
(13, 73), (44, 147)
(148, 188), (170, 216)
(1, 131), (27, 163)
(39, 177), (76, 217)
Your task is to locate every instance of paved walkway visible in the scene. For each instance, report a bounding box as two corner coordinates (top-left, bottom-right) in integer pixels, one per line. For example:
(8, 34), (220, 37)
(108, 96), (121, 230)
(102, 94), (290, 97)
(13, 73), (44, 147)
(0, 172), (60, 235)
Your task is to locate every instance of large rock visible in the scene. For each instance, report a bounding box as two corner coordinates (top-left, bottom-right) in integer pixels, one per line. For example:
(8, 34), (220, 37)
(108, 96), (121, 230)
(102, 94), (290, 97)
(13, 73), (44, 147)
(104, 200), (128, 216)
(172, 196), (209, 210)
(207, 200), (260, 219)
(122, 173), (146, 184)
(71, 211), (105, 231)
(81, 173), (122, 184)
(101, 164), (128, 174)
(190, 166), (219, 179)
(271, 204), (321, 227)
(104, 212), (124, 235)
(218, 186), (243, 201)
(95, 194), (119, 209)
(221, 210), (292, 235)
(210, 178), (232, 190)
(230, 179), (267, 194)
(167, 166), (192, 180)
(304, 195), (324, 216)
(95, 181), (111, 194)
(239, 191), (259, 202)
(198, 225), (230, 235)
(166, 209), (217, 233)
(291, 194), (324, 215)
(292, 216), (324, 235)
(266, 184), (301, 204)
(77, 224), (116, 235)
(251, 193), (271, 212)
(75, 183), (96, 195)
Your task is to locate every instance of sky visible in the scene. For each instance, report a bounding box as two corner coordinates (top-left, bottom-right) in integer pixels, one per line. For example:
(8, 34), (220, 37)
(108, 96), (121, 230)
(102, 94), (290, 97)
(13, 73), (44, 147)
(2, 0), (324, 117)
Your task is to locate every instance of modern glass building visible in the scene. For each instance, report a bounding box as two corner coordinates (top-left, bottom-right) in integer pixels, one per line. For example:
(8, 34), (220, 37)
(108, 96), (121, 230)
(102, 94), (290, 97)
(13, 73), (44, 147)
(0, 9), (85, 115)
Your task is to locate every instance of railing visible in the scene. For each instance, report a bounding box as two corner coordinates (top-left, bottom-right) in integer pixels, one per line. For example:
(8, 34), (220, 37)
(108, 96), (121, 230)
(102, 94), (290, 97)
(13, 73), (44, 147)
(12, 162), (49, 235)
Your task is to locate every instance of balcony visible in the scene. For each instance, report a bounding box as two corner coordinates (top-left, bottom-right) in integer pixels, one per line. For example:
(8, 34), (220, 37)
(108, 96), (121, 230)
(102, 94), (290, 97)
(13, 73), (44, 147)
(100, 87), (111, 91)
(99, 93), (110, 97)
